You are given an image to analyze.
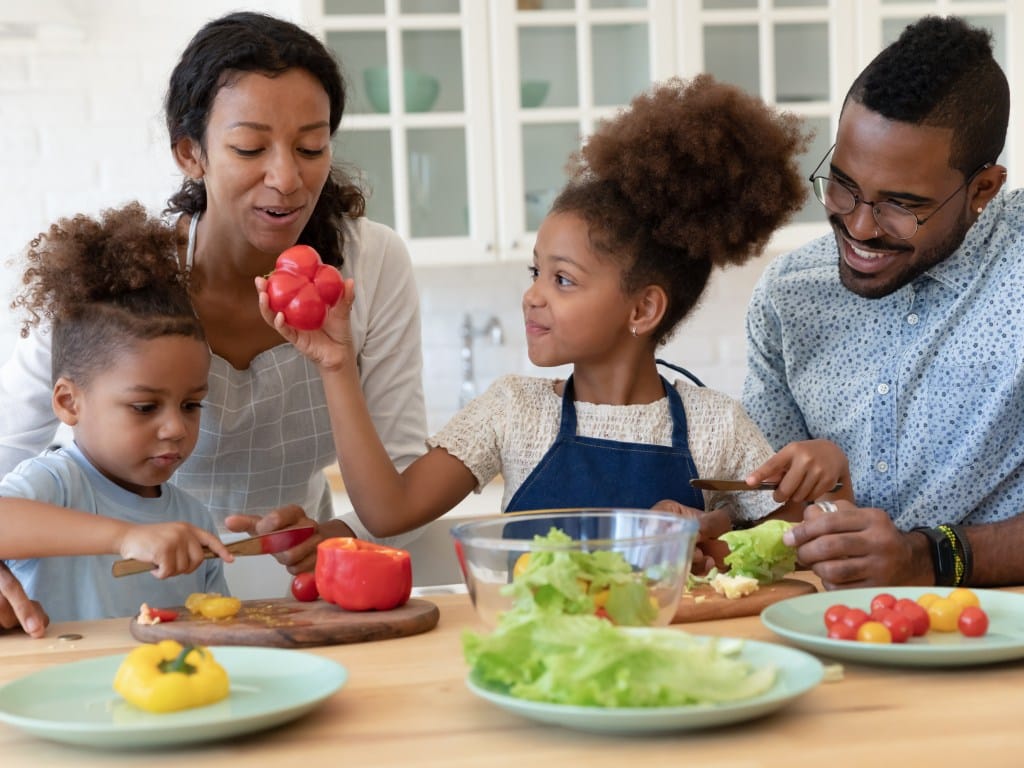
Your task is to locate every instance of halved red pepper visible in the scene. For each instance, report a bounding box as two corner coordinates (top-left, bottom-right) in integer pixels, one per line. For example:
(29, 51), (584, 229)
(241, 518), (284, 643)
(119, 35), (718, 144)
(315, 538), (412, 612)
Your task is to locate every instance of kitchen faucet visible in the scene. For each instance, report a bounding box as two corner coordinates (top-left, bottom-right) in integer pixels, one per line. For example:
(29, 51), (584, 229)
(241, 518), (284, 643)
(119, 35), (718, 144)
(460, 312), (505, 407)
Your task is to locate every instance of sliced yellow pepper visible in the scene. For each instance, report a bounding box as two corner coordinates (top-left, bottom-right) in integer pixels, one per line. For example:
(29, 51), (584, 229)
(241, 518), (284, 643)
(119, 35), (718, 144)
(185, 592), (242, 619)
(113, 640), (229, 713)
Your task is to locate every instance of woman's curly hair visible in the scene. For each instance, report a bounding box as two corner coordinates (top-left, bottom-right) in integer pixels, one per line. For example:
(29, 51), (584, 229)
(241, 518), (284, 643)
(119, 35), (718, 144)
(12, 202), (204, 385)
(553, 74), (810, 345)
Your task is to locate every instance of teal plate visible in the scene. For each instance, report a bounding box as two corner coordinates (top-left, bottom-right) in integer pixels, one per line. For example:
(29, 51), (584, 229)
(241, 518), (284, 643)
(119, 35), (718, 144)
(467, 638), (823, 734)
(0, 646), (347, 748)
(762, 587), (1024, 667)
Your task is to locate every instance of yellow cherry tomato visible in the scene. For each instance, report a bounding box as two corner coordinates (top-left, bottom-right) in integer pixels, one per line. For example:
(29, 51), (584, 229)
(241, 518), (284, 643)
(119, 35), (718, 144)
(856, 621), (892, 643)
(916, 592), (941, 610)
(948, 587), (980, 609)
(927, 597), (963, 632)
(512, 554), (531, 580)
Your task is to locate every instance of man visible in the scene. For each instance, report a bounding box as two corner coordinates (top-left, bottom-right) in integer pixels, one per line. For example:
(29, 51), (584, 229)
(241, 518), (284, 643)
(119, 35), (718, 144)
(743, 15), (1021, 589)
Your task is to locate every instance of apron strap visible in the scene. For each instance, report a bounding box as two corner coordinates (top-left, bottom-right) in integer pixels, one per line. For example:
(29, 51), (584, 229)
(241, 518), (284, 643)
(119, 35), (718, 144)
(656, 358), (706, 388)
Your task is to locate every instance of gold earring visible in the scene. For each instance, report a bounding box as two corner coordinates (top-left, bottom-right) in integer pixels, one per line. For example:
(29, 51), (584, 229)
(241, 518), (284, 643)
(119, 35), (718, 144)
(631, 327), (638, 337)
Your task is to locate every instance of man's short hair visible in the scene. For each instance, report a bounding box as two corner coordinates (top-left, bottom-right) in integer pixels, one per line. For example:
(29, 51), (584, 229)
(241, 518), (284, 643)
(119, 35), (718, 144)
(847, 15), (1008, 176)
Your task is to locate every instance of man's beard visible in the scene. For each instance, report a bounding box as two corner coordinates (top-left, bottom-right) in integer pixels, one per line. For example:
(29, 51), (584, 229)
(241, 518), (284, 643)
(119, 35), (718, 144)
(835, 210), (973, 299)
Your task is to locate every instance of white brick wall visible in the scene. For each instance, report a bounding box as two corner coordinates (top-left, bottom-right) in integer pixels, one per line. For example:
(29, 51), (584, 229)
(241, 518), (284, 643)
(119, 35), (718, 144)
(0, 2), (822, 435)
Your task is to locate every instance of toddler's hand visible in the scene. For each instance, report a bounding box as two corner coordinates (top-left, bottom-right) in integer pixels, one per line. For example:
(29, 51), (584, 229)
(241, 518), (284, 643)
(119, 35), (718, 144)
(746, 439), (851, 504)
(119, 523), (234, 579)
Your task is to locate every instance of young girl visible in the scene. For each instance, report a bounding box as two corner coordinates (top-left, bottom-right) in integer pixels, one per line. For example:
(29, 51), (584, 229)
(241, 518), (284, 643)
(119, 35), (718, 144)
(260, 75), (851, 547)
(0, 203), (232, 624)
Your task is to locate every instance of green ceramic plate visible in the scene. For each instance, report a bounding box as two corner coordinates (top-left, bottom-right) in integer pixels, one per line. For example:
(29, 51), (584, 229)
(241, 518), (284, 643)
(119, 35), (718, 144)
(0, 646), (347, 748)
(762, 587), (1024, 667)
(466, 637), (823, 734)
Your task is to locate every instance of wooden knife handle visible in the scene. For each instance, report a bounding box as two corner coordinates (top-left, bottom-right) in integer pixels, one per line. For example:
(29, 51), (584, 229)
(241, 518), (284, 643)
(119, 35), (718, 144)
(111, 558), (157, 577)
(112, 549), (217, 578)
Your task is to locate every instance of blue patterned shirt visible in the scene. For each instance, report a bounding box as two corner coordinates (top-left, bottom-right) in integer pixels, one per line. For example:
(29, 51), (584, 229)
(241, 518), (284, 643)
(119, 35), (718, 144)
(743, 189), (1024, 530)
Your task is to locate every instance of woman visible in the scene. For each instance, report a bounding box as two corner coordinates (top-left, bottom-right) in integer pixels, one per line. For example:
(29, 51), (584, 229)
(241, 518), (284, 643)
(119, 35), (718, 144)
(0, 11), (427, 636)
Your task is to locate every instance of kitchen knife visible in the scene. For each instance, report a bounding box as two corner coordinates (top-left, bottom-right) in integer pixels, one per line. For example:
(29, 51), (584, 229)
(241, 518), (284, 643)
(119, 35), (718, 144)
(690, 479), (844, 493)
(111, 523), (317, 577)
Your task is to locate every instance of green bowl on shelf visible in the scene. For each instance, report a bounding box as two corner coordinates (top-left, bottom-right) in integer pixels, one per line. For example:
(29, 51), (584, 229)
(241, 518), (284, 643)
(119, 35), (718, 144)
(364, 67), (440, 113)
(520, 79), (550, 108)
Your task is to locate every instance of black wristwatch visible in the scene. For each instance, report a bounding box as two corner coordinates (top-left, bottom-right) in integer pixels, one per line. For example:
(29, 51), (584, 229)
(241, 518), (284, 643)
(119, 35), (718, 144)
(913, 526), (958, 587)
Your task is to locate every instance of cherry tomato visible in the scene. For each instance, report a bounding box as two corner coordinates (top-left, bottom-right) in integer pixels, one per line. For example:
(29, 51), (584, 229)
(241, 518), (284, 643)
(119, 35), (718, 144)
(870, 593), (897, 614)
(824, 604), (849, 629)
(878, 608), (912, 644)
(291, 571), (320, 602)
(856, 621), (892, 643)
(948, 587), (981, 609)
(841, 608), (869, 632)
(927, 597), (963, 632)
(958, 606), (989, 637)
(917, 592), (941, 610)
(894, 599), (931, 637)
(827, 622), (858, 641)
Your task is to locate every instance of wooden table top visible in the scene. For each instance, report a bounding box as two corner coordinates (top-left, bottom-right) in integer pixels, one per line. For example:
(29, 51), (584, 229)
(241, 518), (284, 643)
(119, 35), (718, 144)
(2, 580), (1023, 767)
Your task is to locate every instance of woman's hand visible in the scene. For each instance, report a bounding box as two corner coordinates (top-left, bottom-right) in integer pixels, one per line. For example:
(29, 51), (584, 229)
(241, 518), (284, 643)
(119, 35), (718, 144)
(224, 505), (355, 575)
(651, 499), (731, 575)
(0, 564), (48, 638)
(254, 274), (357, 372)
(119, 522), (235, 579)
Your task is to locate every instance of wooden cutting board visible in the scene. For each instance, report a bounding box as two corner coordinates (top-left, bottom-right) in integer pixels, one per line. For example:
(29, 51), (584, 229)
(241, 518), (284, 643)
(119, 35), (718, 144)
(129, 597), (439, 648)
(672, 578), (817, 624)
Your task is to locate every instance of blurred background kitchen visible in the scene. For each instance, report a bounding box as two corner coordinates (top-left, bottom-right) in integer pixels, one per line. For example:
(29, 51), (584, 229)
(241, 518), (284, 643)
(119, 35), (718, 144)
(1, 0), (1020, 592)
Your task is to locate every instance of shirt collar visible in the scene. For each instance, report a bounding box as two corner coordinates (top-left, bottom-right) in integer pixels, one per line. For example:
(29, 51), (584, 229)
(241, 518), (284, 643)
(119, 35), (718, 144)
(918, 191), (1008, 292)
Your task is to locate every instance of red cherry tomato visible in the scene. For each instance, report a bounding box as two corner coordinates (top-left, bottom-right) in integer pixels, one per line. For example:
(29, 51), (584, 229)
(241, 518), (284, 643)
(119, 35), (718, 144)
(827, 622), (858, 641)
(841, 608), (869, 632)
(266, 245), (344, 331)
(291, 571), (320, 602)
(878, 608), (912, 644)
(958, 606), (989, 637)
(894, 598), (931, 637)
(824, 604), (849, 629)
(870, 593), (897, 614)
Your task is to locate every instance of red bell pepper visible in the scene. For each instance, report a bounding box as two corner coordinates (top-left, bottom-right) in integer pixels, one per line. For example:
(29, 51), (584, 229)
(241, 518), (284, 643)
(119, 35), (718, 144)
(315, 538), (412, 612)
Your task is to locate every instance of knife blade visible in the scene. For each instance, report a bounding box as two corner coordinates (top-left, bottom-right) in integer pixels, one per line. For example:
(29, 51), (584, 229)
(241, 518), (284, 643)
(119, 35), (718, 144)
(111, 523), (317, 578)
(690, 479), (844, 493)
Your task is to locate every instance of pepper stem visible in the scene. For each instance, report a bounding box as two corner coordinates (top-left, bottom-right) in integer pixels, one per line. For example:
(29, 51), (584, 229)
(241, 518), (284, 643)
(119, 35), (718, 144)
(158, 644), (201, 675)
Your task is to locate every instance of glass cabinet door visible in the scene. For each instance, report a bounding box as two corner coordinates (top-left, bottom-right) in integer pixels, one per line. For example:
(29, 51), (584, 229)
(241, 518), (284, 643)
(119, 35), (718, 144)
(319, 0), (494, 264)
(493, 0), (674, 259)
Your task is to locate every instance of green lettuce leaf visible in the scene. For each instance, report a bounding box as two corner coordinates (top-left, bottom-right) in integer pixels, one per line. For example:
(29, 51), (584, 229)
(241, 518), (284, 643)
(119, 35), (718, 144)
(719, 519), (797, 584)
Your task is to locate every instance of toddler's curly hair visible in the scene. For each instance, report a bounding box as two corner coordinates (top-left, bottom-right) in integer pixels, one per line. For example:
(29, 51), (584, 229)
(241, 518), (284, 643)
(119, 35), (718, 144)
(13, 202), (204, 385)
(553, 74), (810, 345)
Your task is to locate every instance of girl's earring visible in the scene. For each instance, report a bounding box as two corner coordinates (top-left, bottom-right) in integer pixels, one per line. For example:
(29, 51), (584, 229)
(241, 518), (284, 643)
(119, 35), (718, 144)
(977, 207), (984, 214)
(631, 327), (638, 337)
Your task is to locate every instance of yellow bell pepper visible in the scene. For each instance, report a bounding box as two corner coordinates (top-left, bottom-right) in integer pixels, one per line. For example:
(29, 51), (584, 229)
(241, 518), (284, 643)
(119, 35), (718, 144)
(113, 640), (230, 713)
(186, 592), (242, 619)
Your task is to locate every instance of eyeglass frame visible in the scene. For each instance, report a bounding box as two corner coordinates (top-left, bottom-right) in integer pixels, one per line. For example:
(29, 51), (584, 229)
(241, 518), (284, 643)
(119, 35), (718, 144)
(808, 143), (992, 240)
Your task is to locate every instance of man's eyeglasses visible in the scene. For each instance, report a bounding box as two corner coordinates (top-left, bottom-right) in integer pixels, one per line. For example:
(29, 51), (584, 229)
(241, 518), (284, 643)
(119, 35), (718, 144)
(808, 144), (991, 240)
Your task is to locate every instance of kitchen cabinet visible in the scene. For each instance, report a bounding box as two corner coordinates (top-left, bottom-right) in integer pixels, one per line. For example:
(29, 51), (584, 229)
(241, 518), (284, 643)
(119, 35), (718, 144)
(307, 0), (1020, 265)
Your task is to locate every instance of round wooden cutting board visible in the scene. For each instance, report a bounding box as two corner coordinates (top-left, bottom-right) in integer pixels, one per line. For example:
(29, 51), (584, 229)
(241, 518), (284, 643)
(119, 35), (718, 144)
(129, 597), (440, 648)
(672, 578), (817, 624)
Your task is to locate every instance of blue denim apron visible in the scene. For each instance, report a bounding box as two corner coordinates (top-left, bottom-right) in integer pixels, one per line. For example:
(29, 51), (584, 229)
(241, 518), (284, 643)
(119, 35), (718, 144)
(505, 367), (705, 526)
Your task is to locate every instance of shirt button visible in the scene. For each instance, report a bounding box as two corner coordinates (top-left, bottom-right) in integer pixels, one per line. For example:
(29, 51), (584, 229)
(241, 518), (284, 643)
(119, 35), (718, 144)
(907, 313), (920, 325)
(876, 460), (889, 473)
(877, 383), (890, 395)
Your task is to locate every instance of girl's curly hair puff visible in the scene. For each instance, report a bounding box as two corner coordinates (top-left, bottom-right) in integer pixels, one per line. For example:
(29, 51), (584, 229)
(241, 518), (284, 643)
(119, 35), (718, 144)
(12, 202), (204, 386)
(553, 74), (811, 345)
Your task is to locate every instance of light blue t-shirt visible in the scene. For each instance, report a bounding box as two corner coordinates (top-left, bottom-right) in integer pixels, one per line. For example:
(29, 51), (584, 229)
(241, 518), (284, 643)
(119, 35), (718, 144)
(1, 443), (228, 622)
(743, 189), (1024, 530)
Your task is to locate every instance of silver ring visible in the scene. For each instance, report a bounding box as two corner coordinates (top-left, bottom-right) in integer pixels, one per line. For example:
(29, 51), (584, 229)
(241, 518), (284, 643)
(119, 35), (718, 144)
(816, 500), (839, 514)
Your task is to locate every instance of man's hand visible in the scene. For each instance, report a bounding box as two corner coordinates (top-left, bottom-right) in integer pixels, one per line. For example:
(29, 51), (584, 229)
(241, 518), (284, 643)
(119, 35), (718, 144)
(0, 563), (49, 638)
(782, 501), (932, 589)
(224, 505), (355, 575)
